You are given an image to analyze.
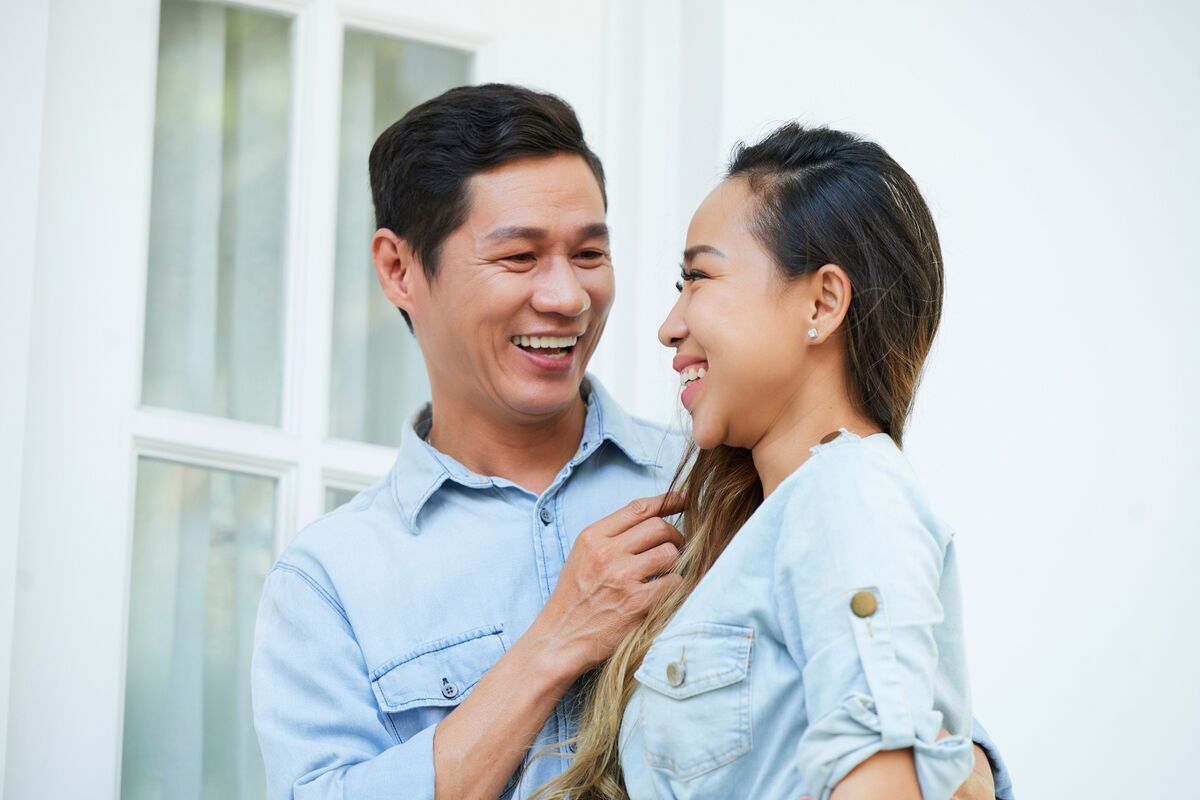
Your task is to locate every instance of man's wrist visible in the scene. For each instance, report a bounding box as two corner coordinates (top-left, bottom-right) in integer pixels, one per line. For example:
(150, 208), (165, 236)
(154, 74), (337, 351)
(516, 616), (589, 694)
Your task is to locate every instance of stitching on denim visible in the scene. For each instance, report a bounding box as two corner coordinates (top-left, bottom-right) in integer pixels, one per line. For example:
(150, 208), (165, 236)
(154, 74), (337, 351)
(370, 623), (505, 680)
(272, 563), (351, 628)
(406, 464), (452, 532)
(640, 626), (755, 780)
(380, 670), (491, 712)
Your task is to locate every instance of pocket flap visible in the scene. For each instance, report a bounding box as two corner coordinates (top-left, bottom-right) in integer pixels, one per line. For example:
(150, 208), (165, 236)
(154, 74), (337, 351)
(635, 622), (753, 700)
(371, 624), (506, 713)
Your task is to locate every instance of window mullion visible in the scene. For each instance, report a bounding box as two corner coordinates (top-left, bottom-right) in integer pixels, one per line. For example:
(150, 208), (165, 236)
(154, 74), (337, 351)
(284, 0), (346, 540)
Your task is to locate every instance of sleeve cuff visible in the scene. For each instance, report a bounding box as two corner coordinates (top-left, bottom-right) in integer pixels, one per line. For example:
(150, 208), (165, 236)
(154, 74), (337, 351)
(798, 693), (975, 800)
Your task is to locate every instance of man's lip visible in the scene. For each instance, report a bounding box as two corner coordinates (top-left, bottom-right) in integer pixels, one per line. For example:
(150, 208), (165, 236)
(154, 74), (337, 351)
(512, 330), (586, 339)
(672, 354), (708, 372)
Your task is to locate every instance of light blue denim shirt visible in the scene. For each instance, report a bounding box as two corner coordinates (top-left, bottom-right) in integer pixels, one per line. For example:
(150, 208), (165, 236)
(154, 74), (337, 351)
(251, 378), (685, 799)
(620, 431), (993, 800)
(253, 385), (1013, 799)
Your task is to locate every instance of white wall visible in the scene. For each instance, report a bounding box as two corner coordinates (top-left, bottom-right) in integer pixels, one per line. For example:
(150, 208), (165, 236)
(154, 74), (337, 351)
(664, 1), (1197, 796)
(0, 0), (50, 791)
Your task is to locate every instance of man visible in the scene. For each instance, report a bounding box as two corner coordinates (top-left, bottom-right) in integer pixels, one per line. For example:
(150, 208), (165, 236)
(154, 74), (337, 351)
(251, 83), (1012, 799)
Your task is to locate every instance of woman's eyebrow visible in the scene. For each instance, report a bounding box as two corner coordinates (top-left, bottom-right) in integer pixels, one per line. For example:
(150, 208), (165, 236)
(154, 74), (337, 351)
(683, 244), (726, 263)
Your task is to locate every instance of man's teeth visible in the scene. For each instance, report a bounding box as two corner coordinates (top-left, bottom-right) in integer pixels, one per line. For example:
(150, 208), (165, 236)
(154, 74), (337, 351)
(510, 335), (579, 349)
(680, 366), (707, 386)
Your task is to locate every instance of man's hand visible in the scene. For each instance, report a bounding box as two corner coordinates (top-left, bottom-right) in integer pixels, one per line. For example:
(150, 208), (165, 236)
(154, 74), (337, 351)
(532, 492), (686, 675)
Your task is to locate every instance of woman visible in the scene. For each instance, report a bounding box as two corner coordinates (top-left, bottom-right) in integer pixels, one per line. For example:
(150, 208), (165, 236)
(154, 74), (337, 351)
(534, 123), (976, 800)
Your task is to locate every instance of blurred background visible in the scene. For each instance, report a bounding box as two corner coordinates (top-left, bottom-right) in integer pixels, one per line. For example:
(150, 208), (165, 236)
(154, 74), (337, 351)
(2, 0), (1197, 797)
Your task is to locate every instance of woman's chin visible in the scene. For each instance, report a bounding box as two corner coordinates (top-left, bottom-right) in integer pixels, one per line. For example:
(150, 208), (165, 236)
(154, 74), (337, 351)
(689, 417), (725, 451)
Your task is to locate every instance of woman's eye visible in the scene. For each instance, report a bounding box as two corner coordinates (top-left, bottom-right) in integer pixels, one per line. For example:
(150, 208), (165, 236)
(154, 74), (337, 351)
(677, 268), (706, 291)
(675, 279), (684, 293)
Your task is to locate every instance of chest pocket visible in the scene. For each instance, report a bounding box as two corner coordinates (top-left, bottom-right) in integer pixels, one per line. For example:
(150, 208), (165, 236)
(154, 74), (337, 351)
(371, 623), (521, 792)
(633, 622), (754, 781)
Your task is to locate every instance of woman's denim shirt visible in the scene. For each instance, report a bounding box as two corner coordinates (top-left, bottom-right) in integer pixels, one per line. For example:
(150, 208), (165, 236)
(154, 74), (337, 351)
(619, 431), (975, 800)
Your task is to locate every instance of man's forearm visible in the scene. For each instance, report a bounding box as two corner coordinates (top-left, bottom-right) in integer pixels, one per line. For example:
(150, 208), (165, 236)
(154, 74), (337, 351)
(433, 618), (580, 800)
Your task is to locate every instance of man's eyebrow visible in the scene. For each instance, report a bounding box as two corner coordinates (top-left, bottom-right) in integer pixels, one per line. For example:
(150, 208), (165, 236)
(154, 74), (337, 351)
(484, 223), (610, 243)
(485, 225), (548, 242)
(578, 222), (610, 242)
(683, 244), (726, 263)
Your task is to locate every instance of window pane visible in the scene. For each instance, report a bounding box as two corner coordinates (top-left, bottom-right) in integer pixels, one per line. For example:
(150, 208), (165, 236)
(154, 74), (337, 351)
(325, 485), (359, 512)
(141, 0), (292, 425)
(329, 32), (472, 446)
(121, 458), (275, 799)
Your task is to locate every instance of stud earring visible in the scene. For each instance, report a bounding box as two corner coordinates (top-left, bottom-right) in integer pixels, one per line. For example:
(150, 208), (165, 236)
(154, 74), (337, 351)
(807, 328), (819, 340)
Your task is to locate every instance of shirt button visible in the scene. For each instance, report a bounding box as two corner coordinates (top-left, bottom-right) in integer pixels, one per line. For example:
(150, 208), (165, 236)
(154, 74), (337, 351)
(539, 507), (553, 525)
(850, 590), (878, 618)
(665, 661), (686, 687)
(441, 679), (458, 699)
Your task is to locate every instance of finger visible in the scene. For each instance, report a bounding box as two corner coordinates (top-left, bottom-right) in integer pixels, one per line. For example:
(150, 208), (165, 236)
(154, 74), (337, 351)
(644, 571), (683, 602)
(596, 491), (686, 537)
(630, 541), (681, 580)
(620, 517), (685, 554)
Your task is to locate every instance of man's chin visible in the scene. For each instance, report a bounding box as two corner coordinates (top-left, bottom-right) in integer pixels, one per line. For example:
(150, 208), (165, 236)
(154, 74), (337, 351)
(503, 377), (587, 420)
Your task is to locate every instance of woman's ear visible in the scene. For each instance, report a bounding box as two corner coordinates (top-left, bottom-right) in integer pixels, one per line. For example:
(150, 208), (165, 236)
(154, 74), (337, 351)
(806, 263), (852, 343)
(372, 228), (422, 321)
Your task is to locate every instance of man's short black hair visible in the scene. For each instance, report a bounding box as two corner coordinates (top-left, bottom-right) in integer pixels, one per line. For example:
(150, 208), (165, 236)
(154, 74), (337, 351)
(369, 83), (607, 330)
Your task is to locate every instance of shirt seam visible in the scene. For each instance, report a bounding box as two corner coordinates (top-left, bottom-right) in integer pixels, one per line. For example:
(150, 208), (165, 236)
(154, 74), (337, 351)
(272, 562), (351, 628)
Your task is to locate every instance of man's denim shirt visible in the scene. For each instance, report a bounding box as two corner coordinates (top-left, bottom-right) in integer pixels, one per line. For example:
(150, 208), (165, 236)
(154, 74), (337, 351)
(251, 377), (1013, 799)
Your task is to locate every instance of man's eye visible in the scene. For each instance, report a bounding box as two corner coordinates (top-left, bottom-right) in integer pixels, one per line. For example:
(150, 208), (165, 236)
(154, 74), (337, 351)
(506, 253), (536, 263)
(576, 249), (607, 261)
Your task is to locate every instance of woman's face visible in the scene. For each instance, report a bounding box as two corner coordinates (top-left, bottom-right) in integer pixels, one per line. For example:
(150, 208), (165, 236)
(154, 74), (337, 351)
(658, 177), (819, 450)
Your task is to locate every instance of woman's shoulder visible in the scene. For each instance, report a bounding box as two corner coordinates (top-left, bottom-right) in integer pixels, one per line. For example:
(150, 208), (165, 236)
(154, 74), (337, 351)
(774, 430), (949, 548)
(780, 429), (912, 495)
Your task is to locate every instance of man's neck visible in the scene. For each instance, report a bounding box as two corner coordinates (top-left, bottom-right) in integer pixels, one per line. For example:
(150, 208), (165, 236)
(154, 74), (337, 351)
(425, 389), (588, 496)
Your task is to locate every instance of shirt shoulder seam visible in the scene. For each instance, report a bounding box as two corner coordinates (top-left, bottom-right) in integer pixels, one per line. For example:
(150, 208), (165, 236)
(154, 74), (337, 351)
(271, 562), (351, 628)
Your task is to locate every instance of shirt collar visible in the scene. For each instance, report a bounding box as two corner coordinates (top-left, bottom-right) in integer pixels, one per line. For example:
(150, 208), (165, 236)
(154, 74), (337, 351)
(389, 374), (660, 533)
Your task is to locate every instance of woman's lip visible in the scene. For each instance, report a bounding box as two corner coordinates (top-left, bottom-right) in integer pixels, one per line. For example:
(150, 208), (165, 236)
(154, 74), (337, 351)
(672, 354), (708, 372)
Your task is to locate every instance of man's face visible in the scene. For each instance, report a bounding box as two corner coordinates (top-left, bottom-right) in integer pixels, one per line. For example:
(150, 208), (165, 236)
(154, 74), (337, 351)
(406, 154), (613, 422)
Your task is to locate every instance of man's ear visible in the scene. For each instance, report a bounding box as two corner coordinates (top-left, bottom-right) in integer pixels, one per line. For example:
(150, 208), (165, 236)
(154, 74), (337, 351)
(806, 263), (853, 343)
(372, 228), (423, 321)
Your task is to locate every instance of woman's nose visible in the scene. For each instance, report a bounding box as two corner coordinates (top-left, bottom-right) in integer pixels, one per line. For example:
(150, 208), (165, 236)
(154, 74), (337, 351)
(658, 295), (688, 347)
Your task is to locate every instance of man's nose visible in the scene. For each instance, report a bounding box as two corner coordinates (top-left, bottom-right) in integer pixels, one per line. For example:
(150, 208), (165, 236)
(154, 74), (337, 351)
(531, 257), (590, 317)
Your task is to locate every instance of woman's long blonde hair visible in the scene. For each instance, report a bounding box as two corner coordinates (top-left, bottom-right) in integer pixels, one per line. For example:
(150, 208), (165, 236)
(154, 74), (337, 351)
(531, 123), (943, 799)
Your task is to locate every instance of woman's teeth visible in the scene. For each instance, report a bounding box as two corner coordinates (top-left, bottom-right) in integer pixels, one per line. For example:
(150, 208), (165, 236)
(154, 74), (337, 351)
(680, 366), (707, 386)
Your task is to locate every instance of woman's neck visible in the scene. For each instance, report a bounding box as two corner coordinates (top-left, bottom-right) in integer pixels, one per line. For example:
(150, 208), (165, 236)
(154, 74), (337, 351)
(750, 382), (879, 498)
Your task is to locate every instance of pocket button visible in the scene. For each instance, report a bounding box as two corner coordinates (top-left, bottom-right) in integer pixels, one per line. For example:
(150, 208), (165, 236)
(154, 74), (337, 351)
(666, 661), (686, 687)
(441, 679), (459, 699)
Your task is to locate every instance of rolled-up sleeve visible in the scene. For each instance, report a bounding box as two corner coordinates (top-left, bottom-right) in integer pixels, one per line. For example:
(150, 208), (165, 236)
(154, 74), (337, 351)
(251, 565), (436, 799)
(971, 718), (1015, 800)
(771, 450), (975, 800)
